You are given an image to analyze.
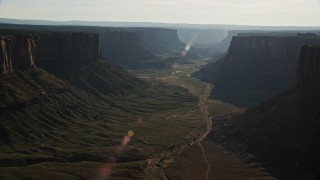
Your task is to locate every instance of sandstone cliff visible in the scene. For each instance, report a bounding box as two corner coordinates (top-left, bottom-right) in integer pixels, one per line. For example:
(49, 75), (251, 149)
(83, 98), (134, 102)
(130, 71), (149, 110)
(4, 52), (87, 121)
(13, 35), (36, 69)
(0, 37), (12, 74)
(0, 32), (100, 75)
(212, 46), (320, 179)
(196, 35), (320, 107)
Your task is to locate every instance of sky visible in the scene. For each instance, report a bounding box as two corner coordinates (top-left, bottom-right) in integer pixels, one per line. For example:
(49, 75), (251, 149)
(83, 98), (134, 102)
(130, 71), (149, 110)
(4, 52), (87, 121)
(0, 0), (320, 26)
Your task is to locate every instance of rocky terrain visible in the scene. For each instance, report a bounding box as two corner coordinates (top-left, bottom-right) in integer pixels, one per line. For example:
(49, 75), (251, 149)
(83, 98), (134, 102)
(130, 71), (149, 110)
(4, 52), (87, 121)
(194, 34), (320, 107)
(211, 46), (320, 179)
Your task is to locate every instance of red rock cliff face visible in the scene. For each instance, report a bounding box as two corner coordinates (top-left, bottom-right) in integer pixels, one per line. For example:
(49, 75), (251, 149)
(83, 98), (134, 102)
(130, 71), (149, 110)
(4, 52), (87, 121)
(0, 37), (12, 74)
(12, 35), (36, 69)
(0, 35), (36, 74)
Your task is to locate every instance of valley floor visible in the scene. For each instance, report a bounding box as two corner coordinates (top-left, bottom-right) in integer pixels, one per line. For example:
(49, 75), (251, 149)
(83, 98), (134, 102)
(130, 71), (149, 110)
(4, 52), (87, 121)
(133, 59), (276, 179)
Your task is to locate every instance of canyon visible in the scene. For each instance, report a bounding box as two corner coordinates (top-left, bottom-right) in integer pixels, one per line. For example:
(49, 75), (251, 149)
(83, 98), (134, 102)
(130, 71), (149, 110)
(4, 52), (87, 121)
(1, 22), (320, 180)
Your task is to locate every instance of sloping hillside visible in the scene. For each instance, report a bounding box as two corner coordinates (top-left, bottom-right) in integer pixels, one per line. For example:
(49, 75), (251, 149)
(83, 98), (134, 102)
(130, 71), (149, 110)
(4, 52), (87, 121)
(0, 30), (201, 179)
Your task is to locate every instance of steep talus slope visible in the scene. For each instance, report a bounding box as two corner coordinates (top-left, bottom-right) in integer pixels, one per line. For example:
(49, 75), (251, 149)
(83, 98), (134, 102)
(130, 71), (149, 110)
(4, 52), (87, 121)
(212, 46), (320, 179)
(195, 35), (320, 107)
(0, 32), (143, 146)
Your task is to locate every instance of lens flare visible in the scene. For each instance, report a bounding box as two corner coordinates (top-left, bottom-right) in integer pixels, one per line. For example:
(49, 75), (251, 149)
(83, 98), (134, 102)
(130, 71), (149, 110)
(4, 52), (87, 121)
(128, 130), (134, 137)
(185, 44), (191, 51)
(122, 135), (131, 145)
(181, 33), (198, 57)
(96, 130), (136, 179)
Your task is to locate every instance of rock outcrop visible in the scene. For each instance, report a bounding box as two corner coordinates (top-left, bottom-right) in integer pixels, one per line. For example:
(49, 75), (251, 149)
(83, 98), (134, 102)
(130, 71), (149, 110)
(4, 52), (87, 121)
(212, 46), (320, 179)
(0, 37), (12, 74)
(0, 32), (100, 75)
(196, 35), (320, 107)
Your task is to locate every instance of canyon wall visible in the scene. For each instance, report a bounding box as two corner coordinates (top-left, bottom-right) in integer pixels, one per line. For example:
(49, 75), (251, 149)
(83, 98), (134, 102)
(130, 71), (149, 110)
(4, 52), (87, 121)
(1, 26), (185, 70)
(35, 33), (100, 63)
(213, 46), (320, 179)
(0, 32), (100, 75)
(137, 28), (185, 53)
(99, 30), (154, 68)
(0, 35), (36, 74)
(99, 28), (185, 68)
(177, 29), (227, 46)
(198, 35), (320, 107)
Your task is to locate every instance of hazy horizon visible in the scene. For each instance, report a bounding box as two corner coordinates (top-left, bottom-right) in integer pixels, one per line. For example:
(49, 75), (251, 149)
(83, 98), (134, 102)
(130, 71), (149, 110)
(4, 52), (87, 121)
(0, 0), (320, 26)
